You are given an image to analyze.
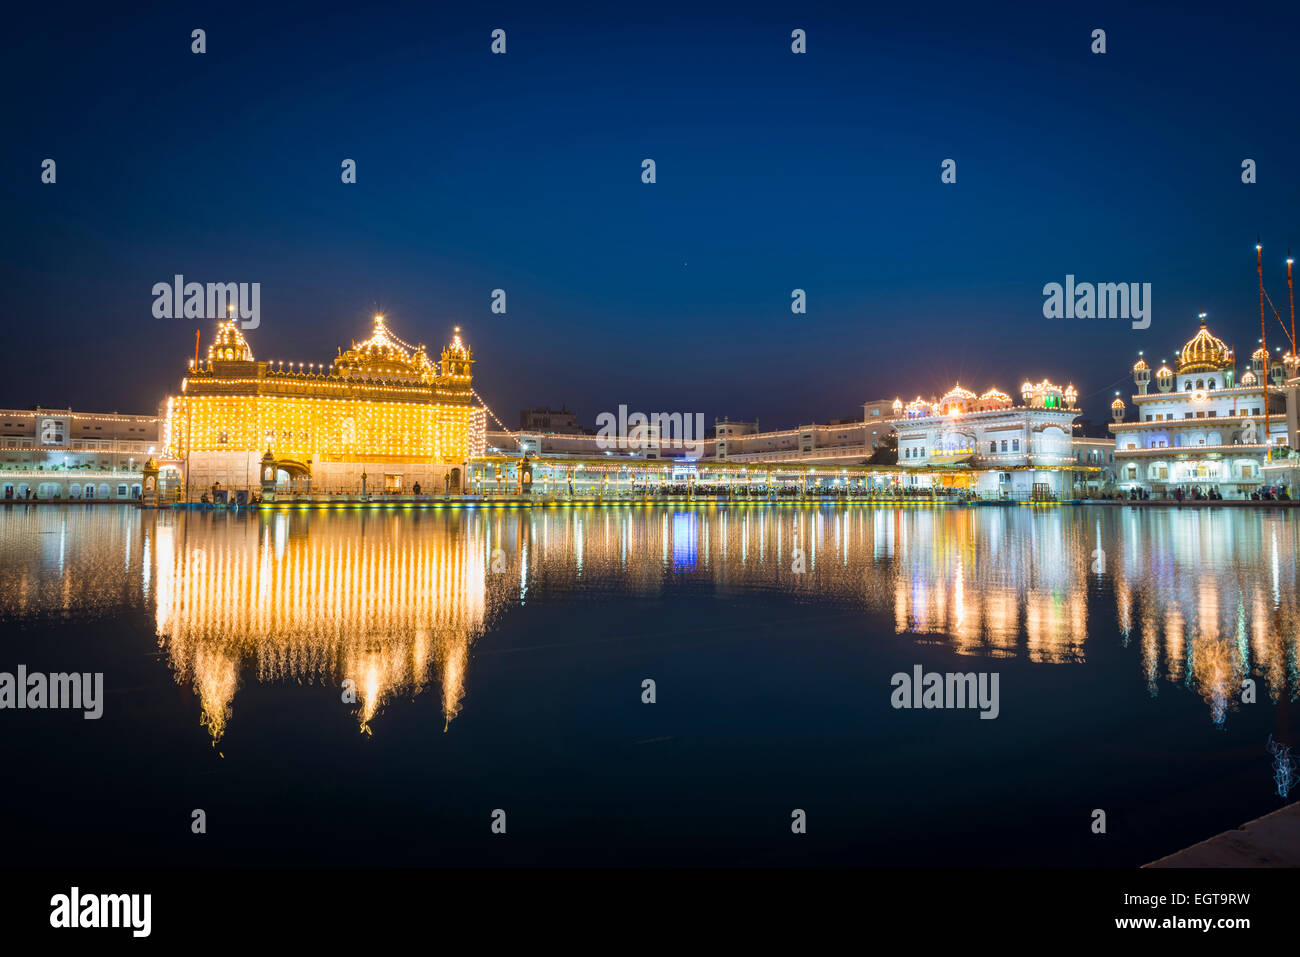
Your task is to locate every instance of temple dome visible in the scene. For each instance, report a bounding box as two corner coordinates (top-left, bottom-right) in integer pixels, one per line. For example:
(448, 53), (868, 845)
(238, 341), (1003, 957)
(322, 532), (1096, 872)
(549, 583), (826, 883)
(208, 321), (254, 363)
(1178, 322), (1232, 373)
(333, 315), (436, 383)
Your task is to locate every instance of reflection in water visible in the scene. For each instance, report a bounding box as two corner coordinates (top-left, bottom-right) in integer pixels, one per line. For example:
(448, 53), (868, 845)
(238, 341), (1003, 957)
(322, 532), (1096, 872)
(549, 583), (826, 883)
(0, 504), (1296, 738)
(151, 511), (502, 740)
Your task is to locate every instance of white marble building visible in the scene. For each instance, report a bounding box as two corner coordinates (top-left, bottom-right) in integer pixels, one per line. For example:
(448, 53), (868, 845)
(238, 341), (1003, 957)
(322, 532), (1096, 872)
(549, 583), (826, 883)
(1110, 319), (1290, 497)
(891, 380), (1082, 498)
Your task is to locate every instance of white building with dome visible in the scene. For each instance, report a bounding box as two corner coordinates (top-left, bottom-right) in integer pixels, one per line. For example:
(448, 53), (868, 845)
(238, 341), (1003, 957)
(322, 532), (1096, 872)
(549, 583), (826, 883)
(892, 378), (1083, 498)
(1109, 318), (1290, 497)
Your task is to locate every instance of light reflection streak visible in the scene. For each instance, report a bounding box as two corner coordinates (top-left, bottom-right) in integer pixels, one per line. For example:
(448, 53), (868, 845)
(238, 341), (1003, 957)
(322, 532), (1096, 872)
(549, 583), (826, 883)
(0, 505), (1295, 737)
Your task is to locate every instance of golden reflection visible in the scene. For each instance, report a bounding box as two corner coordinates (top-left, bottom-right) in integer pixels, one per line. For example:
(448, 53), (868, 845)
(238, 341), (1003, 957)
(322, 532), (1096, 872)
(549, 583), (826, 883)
(147, 511), (503, 741)
(0, 504), (1297, 735)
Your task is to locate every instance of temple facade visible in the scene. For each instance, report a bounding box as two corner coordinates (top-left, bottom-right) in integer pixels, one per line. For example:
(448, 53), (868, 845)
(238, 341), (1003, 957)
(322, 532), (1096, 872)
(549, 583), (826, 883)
(164, 316), (486, 497)
(890, 380), (1084, 498)
(1110, 319), (1291, 497)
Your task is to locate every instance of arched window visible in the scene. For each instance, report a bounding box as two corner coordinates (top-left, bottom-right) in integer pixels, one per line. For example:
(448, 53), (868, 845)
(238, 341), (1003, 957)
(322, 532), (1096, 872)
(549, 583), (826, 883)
(1208, 379), (1216, 390)
(1196, 379), (1204, 389)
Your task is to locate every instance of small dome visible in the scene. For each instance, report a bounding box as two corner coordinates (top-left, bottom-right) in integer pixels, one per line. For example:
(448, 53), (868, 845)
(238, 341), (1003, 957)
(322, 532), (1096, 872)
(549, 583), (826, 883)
(979, 387), (1011, 403)
(1240, 369), (1258, 385)
(1110, 397), (1125, 409)
(939, 383), (977, 406)
(1252, 345), (1269, 361)
(207, 321), (254, 362)
(1156, 365), (1173, 377)
(1132, 357), (1149, 372)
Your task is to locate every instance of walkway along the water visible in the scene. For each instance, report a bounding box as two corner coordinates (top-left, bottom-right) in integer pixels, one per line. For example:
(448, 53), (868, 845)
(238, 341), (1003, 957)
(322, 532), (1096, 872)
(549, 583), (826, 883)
(1146, 801), (1300, 867)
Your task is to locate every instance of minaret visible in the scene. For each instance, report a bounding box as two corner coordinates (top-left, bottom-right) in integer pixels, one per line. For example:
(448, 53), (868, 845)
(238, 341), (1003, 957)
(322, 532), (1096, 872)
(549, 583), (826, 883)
(1156, 362), (1173, 393)
(440, 326), (474, 382)
(1133, 353), (1150, 394)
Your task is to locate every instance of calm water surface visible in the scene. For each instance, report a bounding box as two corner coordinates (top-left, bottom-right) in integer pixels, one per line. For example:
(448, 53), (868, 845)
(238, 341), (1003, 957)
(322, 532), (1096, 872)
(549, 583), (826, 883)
(1, 504), (1297, 866)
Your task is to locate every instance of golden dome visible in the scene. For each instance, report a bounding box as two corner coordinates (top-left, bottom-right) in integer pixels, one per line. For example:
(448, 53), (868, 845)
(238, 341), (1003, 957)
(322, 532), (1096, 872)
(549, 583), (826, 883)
(1178, 322), (1232, 373)
(1132, 357), (1149, 372)
(979, 387), (1011, 403)
(1156, 364), (1173, 377)
(1110, 397), (1125, 409)
(207, 321), (254, 362)
(1240, 369), (1258, 385)
(334, 315), (436, 384)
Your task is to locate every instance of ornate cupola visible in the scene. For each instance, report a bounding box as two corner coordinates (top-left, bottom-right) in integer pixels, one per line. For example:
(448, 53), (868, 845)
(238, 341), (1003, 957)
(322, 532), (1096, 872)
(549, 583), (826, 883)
(1251, 344), (1268, 375)
(1155, 364), (1174, 393)
(937, 383), (976, 415)
(441, 326), (473, 380)
(1110, 396), (1125, 422)
(1133, 353), (1151, 394)
(207, 321), (254, 364)
(977, 387), (1012, 411)
(1270, 349), (1286, 386)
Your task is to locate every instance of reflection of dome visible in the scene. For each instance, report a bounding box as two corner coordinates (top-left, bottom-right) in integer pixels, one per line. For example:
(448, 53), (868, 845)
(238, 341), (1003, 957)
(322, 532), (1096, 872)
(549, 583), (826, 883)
(1240, 369), (1258, 385)
(1132, 357), (1148, 372)
(1179, 321), (1232, 373)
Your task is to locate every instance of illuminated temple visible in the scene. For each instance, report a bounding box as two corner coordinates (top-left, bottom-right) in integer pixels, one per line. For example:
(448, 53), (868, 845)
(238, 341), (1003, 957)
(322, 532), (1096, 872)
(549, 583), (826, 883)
(164, 316), (486, 496)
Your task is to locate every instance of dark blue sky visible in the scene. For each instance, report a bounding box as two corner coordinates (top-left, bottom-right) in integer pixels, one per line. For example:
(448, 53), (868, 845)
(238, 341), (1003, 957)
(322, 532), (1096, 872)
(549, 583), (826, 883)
(3, 1), (1299, 429)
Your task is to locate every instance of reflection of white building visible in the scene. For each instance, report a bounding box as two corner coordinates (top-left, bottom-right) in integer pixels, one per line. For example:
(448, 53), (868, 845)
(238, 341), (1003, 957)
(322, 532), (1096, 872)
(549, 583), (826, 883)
(891, 380), (1082, 498)
(1110, 320), (1290, 497)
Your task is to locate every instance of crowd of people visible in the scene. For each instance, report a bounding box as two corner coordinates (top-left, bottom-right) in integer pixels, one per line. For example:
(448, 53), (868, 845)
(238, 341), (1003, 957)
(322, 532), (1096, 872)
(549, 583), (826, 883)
(624, 483), (968, 498)
(1112, 484), (1293, 502)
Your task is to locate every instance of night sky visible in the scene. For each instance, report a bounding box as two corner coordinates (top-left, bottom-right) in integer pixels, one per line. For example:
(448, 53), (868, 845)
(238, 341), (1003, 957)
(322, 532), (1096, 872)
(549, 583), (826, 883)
(4, 1), (1299, 430)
